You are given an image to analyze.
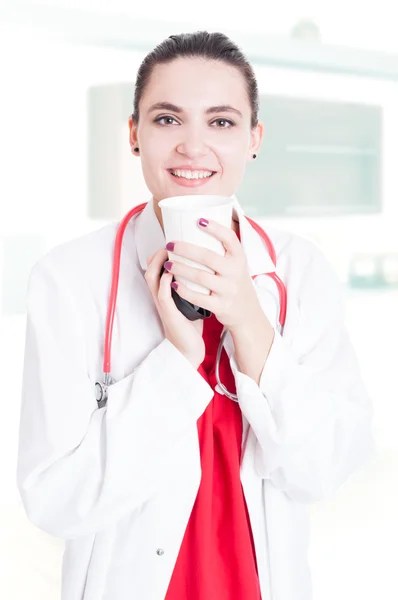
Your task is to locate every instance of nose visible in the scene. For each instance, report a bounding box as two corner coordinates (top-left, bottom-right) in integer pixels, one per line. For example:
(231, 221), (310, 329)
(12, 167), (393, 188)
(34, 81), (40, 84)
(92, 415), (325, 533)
(175, 125), (210, 159)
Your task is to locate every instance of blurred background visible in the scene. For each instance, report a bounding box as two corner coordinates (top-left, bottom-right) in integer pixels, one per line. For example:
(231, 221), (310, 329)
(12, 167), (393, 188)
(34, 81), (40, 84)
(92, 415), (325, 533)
(1, 1), (397, 598)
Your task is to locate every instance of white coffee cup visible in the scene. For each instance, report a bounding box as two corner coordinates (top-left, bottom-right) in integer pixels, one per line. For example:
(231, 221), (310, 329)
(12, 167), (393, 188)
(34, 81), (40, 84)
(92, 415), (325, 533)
(158, 194), (235, 295)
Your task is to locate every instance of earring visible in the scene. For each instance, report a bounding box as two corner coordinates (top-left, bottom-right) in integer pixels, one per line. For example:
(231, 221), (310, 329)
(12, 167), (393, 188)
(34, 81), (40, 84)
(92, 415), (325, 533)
(134, 147), (139, 153)
(253, 153), (257, 159)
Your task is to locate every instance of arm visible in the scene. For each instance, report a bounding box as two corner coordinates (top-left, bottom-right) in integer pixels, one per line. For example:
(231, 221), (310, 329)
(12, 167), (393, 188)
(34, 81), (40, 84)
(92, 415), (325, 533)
(231, 246), (375, 503)
(230, 309), (274, 386)
(17, 256), (213, 539)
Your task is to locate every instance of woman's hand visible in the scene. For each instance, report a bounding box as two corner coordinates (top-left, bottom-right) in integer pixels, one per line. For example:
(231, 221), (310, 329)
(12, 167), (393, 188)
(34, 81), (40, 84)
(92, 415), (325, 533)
(144, 248), (206, 369)
(163, 218), (266, 334)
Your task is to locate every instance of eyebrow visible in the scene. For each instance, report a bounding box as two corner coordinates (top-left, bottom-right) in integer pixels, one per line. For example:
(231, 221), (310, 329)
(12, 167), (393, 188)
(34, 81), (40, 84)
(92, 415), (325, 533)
(147, 102), (243, 118)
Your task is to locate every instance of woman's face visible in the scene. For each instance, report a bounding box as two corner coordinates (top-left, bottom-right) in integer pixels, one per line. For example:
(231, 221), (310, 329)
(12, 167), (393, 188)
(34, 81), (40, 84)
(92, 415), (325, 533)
(128, 57), (263, 206)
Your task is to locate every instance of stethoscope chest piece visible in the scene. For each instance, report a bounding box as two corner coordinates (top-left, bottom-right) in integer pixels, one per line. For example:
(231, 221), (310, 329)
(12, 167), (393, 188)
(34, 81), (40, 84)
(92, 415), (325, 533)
(95, 382), (107, 408)
(95, 374), (115, 408)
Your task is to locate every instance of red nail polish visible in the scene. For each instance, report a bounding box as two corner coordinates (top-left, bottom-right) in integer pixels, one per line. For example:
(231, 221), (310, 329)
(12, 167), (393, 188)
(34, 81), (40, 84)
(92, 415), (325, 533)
(171, 282), (178, 291)
(198, 218), (208, 227)
(166, 242), (175, 251)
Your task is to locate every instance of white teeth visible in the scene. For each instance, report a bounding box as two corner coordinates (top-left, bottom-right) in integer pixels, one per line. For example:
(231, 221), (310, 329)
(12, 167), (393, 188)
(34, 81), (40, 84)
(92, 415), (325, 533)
(171, 169), (213, 179)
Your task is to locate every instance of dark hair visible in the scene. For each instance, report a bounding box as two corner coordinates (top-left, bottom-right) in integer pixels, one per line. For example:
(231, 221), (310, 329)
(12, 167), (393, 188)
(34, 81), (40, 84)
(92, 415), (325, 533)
(132, 31), (259, 129)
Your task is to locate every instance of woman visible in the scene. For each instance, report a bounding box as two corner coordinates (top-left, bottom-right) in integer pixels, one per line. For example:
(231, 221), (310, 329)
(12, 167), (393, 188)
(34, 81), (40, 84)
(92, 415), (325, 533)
(17, 31), (374, 600)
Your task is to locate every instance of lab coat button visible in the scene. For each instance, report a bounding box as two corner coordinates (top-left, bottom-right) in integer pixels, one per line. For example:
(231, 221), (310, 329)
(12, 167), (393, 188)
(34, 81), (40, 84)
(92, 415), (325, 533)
(156, 548), (164, 556)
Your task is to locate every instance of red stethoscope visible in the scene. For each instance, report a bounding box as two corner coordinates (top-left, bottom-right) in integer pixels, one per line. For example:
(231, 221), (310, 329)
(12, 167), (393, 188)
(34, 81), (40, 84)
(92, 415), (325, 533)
(95, 202), (287, 408)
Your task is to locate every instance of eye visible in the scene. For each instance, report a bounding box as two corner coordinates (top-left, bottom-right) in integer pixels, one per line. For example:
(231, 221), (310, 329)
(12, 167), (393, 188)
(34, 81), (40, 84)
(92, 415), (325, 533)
(154, 115), (179, 126)
(211, 118), (234, 128)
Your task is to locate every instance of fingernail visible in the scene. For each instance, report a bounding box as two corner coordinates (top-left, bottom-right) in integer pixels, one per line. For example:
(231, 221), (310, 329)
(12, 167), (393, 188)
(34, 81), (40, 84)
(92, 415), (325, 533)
(171, 281), (178, 290)
(198, 218), (208, 227)
(164, 261), (172, 271)
(166, 242), (175, 251)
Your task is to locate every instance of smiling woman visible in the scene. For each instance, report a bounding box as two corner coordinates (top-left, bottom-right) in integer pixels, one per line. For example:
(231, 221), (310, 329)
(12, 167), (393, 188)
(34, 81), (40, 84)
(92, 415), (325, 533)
(17, 29), (374, 600)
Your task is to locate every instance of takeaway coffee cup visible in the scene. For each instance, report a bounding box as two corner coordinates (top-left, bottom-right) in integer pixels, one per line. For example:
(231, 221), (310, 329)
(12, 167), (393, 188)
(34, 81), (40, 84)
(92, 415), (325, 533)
(158, 194), (234, 295)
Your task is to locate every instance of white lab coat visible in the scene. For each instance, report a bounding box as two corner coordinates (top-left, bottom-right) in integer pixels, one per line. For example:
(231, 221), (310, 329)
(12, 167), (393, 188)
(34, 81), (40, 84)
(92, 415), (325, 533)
(17, 196), (374, 600)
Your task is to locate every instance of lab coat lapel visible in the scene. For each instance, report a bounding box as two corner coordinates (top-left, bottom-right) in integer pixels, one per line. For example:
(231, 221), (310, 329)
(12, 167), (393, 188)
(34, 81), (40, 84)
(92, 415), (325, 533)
(232, 198), (276, 278)
(134, 198), (167, 271)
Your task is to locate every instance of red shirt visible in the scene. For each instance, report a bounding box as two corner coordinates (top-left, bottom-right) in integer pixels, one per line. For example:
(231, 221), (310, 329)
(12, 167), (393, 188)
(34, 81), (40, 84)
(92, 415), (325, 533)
(165, 229), (262, 599)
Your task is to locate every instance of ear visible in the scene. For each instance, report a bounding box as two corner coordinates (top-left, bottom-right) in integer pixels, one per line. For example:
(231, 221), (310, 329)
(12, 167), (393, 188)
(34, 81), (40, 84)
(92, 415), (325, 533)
(128, 114), (139, 149)
(249, 121), (265, 160)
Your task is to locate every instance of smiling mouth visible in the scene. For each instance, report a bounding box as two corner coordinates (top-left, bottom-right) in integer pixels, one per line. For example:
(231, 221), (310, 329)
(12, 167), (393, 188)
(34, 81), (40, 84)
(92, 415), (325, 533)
(167, 169), (216, 180)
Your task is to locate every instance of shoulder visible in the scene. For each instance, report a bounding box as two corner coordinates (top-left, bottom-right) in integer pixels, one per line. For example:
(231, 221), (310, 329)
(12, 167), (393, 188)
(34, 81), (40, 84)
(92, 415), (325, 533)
(260, 225), (345, 352)
(28, 221), (120, 288)
(263, 223), (341, 295)
(265, 223), (331, 266)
